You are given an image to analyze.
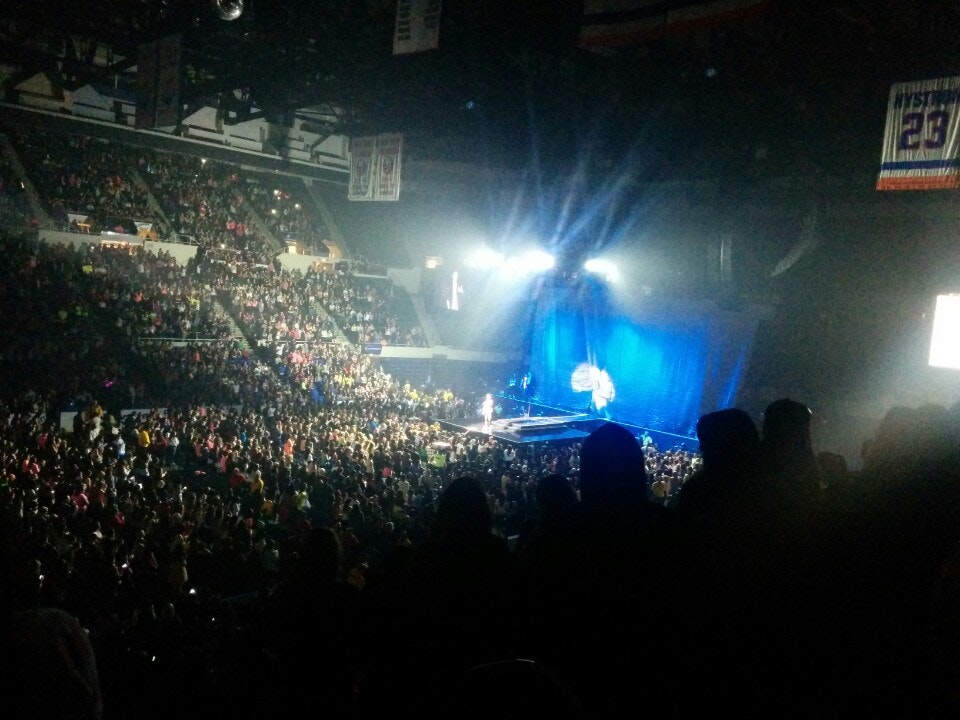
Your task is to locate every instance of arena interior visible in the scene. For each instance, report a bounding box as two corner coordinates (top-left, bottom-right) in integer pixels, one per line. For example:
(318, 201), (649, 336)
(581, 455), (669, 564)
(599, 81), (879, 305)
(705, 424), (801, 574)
(1, 2), (960, 718)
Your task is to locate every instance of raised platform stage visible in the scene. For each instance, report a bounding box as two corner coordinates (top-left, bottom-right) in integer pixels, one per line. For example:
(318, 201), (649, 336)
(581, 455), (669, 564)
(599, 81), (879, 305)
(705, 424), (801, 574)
(438, 398), (698, 449)
(490, 413), (591, 436)
(438, 414), (591, 445)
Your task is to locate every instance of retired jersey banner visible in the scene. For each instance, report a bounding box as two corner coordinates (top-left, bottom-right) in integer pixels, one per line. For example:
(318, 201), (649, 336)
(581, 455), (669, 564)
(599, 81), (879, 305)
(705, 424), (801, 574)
(581, 0), (767, 49)
(878, 76), (960, 191)
(374, 134), (403, 201)
(348, 136), (376, 200)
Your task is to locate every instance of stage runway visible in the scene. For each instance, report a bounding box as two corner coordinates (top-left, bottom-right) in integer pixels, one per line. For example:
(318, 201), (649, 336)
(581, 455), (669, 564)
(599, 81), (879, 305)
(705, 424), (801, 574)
(438, 414), (591, 445)
(437, 398), (698, 450)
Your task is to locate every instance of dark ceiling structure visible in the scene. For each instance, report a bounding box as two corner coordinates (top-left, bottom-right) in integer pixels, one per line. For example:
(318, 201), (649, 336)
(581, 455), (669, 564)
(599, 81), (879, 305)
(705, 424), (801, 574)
(0, 1), (573, 130)
(1, 1), (959, 175)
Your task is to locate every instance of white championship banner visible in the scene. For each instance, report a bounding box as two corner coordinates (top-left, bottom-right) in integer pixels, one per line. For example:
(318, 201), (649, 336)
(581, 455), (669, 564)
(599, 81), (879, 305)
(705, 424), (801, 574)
(877, 76), (960, 191)
(374, 134), (403, 201)
(348, 136), (376, 201)
(393, 0), (442, 55)
(348, 134), (403, 201)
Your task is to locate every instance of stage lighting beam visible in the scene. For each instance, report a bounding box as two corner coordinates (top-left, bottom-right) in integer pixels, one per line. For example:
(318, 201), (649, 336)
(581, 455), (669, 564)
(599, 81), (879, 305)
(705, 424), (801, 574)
(466, 247), (505, 269)
(584, 258), (620, 283)
(502, 250), (554, 278)
(522, 249), (556, 273)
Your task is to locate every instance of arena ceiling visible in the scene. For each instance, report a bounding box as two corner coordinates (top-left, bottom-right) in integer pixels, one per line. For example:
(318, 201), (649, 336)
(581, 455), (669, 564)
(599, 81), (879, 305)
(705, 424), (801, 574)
(1, 1), (959, 174)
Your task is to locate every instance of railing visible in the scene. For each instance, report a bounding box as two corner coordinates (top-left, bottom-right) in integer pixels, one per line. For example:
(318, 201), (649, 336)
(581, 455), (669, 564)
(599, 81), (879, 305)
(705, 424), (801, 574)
(136, 336), (238, 344)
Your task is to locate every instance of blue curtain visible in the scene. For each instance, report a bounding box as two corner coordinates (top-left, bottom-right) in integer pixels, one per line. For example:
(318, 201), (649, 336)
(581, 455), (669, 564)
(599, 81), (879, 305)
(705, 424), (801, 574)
(529, 283), (758, 437)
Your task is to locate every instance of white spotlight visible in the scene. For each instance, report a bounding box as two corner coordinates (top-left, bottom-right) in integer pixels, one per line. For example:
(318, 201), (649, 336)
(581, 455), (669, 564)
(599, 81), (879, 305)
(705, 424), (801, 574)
(502, 250), (554, 278)
(521, 249), (556, 273)
(584, 258), (620, 283)
(466, 247), (505, 269)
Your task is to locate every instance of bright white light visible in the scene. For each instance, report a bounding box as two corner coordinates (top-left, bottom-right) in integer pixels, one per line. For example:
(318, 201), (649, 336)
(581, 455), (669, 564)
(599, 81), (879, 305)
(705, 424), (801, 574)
(467, 247), (554, 277)
(466, 247), (505, 269)
(502, 255), (524, 276)
(930, 295), (960, 369)
(520, 250), (555, 273)
(584, 258), (620, 283)
(502, 250), (554, 277)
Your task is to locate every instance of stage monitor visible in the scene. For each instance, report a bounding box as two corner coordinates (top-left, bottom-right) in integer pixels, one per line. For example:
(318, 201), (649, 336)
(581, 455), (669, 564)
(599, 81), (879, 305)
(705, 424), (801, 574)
(929, 295), (960, 369)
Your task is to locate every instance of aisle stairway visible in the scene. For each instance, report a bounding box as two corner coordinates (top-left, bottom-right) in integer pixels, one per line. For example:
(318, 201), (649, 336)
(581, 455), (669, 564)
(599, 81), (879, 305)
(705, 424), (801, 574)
(211, 297), (250, 351)
(0, 132), (54, 227)
(410, 295), (442, 346)
(237, 191), (284, 253)
(317, 302), (351, 344)
(128, 165), (174, 237)
(303, 177), (347, 257)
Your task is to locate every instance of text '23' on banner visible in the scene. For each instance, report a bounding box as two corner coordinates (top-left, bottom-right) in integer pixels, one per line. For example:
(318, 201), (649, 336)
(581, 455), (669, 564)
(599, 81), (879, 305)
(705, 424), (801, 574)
(878, 76), (960, 191)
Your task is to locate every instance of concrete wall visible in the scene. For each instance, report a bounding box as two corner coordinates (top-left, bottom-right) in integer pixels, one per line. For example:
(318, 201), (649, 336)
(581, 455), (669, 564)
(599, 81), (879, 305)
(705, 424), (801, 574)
(388, 266), (422, 295)
(377, 344), (518, 363)
(143, 240), (198, 265)
(276, 252), (336, 274)
(39, 229), (199, 264)
(39, 229), (108, 249)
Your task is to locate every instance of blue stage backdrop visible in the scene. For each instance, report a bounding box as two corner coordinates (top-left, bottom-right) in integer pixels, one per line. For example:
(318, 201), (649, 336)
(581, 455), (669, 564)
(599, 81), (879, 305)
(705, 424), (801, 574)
(528, 282), (760, 438)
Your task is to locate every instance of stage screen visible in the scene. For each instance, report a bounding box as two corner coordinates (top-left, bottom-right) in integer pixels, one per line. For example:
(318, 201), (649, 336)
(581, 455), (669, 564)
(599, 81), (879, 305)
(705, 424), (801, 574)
(528, 282), (759, 438)
(929, 295), (960, 370)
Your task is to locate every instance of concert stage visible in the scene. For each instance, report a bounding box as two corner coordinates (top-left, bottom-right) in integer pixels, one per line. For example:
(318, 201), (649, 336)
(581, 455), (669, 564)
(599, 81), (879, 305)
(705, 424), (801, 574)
(437, 398), (698, 449)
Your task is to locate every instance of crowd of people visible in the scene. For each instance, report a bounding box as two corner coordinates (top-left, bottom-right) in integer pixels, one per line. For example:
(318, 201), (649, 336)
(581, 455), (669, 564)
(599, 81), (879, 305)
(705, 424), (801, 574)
(2, 230), (960, 718)
(204, 249), (426, 348)
(3, 131), (960, 718)
(243, 177), (331, 254)
(15, 131), (153, 232)
(0, 232), (617, 718)
(3, 349), (959, 718)
(8, 128), (429, 348)
(136, 150), (275, 264)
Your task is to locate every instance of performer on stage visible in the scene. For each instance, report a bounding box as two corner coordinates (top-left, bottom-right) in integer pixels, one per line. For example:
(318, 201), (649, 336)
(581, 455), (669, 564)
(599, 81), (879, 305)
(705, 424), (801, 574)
(482, 393), (494, 427)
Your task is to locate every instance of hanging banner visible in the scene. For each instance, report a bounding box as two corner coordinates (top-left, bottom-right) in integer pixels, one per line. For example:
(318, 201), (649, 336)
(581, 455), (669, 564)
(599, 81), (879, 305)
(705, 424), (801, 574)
(374, 134), (403, 201)
(348, 136), (376, 200)
(349, 134), (403, 201)
(581, 0), (767, 49)
(393, 0), (442, 55)
(877, 76), (960, 191)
